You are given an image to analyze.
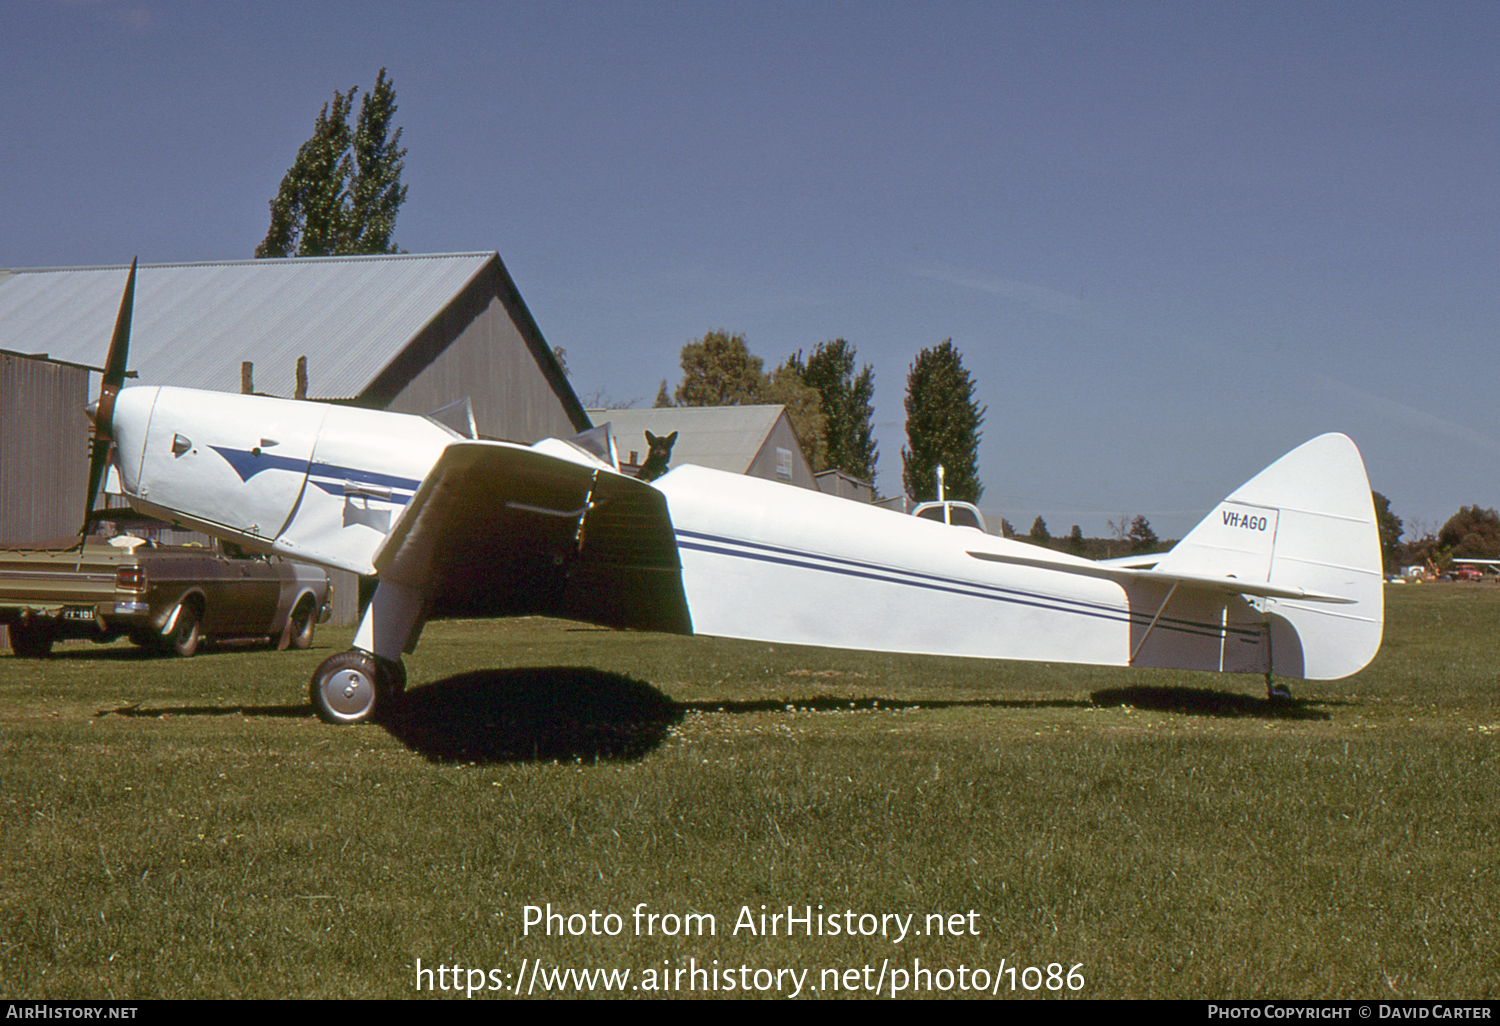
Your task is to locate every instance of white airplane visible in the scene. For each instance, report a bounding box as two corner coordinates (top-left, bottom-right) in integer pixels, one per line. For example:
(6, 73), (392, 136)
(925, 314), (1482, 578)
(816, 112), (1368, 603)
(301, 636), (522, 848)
(85, 262), (1384, 724)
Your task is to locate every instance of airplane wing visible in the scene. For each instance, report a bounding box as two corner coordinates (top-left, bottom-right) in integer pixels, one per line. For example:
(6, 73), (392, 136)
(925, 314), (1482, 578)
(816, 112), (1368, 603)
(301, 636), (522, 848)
(372, 440), (692, 633)
(965, 548), (1357, 603)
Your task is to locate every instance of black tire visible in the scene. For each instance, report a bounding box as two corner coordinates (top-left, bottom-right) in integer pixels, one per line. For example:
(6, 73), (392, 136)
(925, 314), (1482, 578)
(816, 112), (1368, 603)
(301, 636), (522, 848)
(168, 602), (202, 658)
(9, 621), (56, 658)
(287, 598), (316, 650)
(377, 654), (407, 692)
(310, 650), (402, 725)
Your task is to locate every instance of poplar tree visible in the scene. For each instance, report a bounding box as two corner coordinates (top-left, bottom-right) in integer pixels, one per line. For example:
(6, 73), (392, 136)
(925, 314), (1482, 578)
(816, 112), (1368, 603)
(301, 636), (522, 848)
(256, 69), (408, 258)
(791, 339), (878, 483)
(901, 339), (985, 502)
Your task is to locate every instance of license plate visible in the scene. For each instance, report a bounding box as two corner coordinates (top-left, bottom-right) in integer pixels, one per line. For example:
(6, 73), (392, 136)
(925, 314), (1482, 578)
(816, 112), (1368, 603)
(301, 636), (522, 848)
(62, 606), (96, 622)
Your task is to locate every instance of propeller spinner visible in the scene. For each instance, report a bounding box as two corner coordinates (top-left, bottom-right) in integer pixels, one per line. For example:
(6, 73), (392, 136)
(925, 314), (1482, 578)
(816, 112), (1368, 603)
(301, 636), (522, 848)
(82, 257), (136, 533)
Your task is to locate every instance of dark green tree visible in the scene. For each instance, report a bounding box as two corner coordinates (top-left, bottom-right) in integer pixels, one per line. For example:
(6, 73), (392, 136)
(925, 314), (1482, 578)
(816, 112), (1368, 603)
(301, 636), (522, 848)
(673, 330), (769, 406)
(671, 331), (826, 469)
(789, 339), (878, 483)
(256, 69), (408, 258)
(1371, 491), (1403, 574)
(1437, 505), (1500, 560)
(1128, 514), (1159, 553)
(1067, 524), (1086, 554)
(345, 70), (406, 254)
(1029, 516), (1051, 545)
(901, 339), (985, 502)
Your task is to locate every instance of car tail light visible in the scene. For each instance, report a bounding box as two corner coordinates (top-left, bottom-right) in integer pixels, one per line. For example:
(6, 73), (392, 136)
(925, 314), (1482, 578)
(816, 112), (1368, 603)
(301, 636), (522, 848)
(116, 566), (147, 593)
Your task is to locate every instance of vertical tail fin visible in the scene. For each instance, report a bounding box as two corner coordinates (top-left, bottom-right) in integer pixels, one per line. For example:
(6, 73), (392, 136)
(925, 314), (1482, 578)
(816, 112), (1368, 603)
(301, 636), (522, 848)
(1152, 433), (1383, 679)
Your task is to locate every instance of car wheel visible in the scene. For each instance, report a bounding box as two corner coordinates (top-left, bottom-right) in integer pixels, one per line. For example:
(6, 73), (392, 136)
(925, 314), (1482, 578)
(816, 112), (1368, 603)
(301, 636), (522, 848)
(168, 602), (202, 657)
(8, 621), (56, 658)
(310, 650), (402, 725)
(287, 598), (316, 650)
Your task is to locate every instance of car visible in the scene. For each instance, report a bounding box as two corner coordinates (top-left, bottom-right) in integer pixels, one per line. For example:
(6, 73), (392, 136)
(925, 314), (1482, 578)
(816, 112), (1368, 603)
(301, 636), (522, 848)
(1, 510), (331, 657)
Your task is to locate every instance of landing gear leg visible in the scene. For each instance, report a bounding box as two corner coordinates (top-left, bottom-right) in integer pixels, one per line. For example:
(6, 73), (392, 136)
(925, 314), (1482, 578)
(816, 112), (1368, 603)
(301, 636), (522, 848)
(1261, 617), (1290, 700)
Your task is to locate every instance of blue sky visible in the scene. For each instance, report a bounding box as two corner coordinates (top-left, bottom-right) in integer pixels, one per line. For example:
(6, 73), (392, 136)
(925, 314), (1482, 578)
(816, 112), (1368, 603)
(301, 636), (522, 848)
(5, 0), (1496, 538)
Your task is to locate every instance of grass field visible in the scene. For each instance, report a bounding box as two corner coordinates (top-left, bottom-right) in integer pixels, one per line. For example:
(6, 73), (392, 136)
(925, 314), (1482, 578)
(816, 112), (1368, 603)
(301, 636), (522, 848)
(2, 583), (1497, 999)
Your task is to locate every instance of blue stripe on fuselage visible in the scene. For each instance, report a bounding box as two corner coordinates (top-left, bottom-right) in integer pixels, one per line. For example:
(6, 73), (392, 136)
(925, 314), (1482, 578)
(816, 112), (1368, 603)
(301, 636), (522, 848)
(209, 446), (419, 504)
(673, 528), (1249, 641)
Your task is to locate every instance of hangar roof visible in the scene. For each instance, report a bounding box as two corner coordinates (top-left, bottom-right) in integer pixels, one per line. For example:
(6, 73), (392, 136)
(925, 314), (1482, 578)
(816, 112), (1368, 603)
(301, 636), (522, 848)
(590, 405), (792, 475)
(0, 253), (499, 398)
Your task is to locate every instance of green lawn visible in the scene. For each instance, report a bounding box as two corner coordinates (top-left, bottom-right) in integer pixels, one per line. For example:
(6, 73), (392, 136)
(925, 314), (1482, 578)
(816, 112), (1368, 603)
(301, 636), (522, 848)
(2, 583), (1496, 999)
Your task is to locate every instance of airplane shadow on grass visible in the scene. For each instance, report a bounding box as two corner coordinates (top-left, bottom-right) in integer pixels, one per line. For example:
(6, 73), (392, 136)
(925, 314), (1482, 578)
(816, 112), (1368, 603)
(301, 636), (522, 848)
(382, 668), (681, 763)
(380, 671), (1091, 763)
(1090, 684), (1338, 721)
(97, 668), (1338, 764)
(382, 670), (1340, 762)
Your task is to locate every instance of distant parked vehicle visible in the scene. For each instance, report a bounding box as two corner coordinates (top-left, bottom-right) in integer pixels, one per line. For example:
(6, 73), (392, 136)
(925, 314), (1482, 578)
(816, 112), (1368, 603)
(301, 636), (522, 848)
(1, 511), (330, 658)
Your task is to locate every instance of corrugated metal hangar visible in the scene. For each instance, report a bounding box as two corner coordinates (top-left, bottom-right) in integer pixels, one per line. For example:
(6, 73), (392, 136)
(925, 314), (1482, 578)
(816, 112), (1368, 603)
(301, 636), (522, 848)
(0, 351), (90, 543)
(0, 252), (586, 441)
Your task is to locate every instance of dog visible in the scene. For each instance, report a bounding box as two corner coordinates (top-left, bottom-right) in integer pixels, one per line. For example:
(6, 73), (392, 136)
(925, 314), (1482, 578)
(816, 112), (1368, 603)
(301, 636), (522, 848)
(636, 430), (677, 482)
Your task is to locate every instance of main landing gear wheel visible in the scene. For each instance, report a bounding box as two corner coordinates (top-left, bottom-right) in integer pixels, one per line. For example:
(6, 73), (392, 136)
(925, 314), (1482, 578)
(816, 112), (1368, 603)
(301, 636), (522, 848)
(310, 650), (405, 725)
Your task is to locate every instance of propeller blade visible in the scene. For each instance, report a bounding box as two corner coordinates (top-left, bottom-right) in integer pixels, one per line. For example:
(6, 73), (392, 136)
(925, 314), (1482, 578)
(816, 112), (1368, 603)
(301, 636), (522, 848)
(83, 436), (111, 527)
(82, 258), (137, 532)
(103, 257), (135, 390)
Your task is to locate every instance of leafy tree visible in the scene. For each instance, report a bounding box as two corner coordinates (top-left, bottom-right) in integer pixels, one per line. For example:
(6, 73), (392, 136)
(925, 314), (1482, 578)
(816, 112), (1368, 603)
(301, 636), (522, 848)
(1437, 505), (1500, 560)
(1398, 521), (1440, 571)
(653, 380), (673, 408)
(673, 331), (768, 406)
(1128, 515), (1158, 553)
(670, 331), (827, 469)
(789, 339), (878, 483)
(1371, 491), (1403, 574)
(345, 69), (406, 254)
(1029, 516), (1051, 545)
(901, 339), (985, 503)
(999, 518), (1015, 538)
(766, 358), (827, 472)
(256, 69), (408, 258)
(1067, 524), (1086, 554)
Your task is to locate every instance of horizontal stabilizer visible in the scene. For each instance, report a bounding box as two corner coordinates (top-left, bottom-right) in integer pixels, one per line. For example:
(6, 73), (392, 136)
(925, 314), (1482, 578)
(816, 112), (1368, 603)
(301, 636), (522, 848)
(965, 548), (1356, 603)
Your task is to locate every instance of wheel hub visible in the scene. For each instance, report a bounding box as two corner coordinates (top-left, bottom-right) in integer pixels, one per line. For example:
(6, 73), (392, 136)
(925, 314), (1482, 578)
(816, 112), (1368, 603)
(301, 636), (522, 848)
(323, 667), (375, 717)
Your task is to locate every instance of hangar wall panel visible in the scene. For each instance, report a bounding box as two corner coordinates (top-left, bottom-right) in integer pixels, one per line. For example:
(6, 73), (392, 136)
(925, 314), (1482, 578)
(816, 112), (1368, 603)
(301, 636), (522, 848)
(384, 292), (580, 444)
(745, 417), (817, 490)
(0, 353), (89, 543)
